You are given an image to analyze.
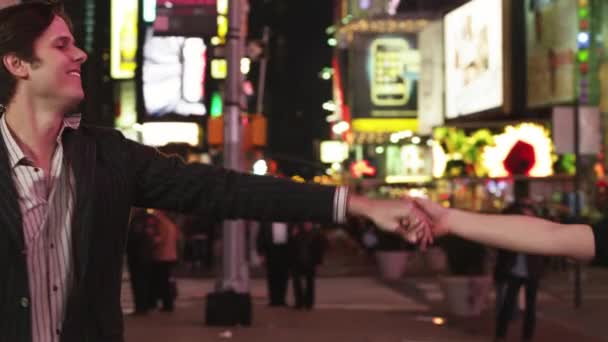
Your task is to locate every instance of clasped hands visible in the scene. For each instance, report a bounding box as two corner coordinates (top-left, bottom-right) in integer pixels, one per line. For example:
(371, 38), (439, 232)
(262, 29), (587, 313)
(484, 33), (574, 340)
(364, 196), (448, 250)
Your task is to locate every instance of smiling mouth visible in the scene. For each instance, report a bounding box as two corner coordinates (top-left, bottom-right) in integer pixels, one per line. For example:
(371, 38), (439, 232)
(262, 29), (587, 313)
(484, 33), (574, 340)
(67, 71), (81, 77)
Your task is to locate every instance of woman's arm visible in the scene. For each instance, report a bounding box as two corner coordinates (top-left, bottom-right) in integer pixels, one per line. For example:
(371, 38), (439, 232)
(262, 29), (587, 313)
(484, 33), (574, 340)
(414, 198), (596, 261)
(448, 209), (595, 261)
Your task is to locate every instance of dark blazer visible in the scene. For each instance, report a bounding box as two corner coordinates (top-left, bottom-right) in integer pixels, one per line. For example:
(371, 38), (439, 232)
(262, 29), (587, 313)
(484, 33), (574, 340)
(0, 125), (337, 342)
(256, 222), (291, 256)
(289, 225), (326, 271)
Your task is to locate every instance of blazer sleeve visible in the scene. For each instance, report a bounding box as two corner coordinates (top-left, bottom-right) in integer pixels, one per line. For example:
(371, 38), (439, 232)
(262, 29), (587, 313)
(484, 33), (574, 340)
(592, 222), (608, 261)
(125, 137), (339, 223)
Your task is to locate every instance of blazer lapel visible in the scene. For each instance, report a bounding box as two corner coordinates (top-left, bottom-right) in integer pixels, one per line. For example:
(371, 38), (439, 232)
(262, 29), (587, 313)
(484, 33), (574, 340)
(0, 131), (23, 251)
(63, 128), (96, 282)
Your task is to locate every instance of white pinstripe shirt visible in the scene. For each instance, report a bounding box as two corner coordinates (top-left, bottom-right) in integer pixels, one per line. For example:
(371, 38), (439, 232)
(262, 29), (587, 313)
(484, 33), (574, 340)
(0, 114), (80, 342)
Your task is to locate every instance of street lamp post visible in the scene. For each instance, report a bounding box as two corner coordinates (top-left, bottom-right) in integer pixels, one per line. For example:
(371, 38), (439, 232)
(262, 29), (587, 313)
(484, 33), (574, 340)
(205, 0), (252, 326)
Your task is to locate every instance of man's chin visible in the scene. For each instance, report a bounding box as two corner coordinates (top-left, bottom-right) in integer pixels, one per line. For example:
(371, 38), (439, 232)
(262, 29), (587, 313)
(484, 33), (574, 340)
(61, 94), (84, 114)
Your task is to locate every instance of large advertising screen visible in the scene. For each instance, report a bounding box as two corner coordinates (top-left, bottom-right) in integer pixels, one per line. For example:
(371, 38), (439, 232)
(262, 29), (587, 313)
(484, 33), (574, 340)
(526, 0), (577, 108)
(349, 33), (420, 119)
(141, 27), (207, 118)
(153, 0), (218, 38)
(418, 20), (444, 135)
(444, 0), (503, 118)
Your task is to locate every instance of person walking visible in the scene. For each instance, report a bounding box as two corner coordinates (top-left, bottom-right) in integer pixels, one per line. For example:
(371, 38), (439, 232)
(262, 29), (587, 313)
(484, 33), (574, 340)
(149, 210), (179, 312)
(290, 222), (326, 310)
(125, 208), (158, 315)
(494, 202), (545, 342)
(257, 222), (291, 307)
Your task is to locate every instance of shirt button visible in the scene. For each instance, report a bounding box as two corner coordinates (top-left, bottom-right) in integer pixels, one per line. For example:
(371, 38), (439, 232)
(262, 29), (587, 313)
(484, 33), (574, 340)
(56, 329), (61, 335)
(53, 285), (58, 292)
(20, 297), (29, 308)
(34, 168), (40, 172)
(50, 243), (55, 249)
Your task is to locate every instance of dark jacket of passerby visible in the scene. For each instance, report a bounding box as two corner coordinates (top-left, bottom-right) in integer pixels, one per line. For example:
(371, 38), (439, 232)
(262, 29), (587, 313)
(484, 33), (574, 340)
(289, 223), (326, 272)
(127, 209), (158, 262)
(126, 209), (159, 314)
(494, 250), (545, 284)
(257, 222), (292, 306)
(289, 222), (326, 310)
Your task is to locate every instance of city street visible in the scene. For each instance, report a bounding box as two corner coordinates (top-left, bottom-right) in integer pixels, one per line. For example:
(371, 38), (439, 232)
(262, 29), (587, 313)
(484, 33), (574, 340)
(122, 271), (607, 342)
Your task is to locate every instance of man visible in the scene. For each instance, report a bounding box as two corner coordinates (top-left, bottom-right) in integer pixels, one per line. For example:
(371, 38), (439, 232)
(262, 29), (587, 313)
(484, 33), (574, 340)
(0, 3), (431, 342)
(125, 208), (158, 315)
(289, 222), (326, 310)
(256, 222), (291, 307)
(493, 202), (545, 342)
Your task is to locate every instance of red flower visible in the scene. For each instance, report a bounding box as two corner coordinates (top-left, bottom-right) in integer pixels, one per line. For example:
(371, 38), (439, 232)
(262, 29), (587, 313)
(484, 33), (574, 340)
(503, 140), (536, 176)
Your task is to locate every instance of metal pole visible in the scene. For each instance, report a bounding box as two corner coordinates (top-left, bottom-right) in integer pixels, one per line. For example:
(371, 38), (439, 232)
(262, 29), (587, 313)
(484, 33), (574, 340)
(220, 0), (249, 294)
(573, 101), (582, 308)
(256, 27), (270, 114)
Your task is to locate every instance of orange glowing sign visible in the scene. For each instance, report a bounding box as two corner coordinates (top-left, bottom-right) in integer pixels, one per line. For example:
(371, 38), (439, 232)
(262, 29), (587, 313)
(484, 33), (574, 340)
(350, 160), (377, 178)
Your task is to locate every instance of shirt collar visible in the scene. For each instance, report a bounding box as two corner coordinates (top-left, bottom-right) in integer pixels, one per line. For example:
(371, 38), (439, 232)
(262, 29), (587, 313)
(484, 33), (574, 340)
(0, 114), (82, 169)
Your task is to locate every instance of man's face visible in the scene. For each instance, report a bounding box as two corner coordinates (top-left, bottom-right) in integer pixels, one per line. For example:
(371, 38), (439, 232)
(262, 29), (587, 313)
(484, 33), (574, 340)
(25, 15), (87, 106)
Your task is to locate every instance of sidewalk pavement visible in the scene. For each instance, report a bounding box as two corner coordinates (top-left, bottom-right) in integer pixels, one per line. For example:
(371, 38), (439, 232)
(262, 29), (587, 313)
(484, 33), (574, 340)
(122, 274), (605, 342)
(537, 266), (608, 341)
(123, 277), (483, 342)
(387, 267), (608, 342)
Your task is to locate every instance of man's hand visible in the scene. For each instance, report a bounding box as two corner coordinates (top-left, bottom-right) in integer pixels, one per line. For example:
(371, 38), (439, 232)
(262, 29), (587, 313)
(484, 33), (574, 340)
(413, 197), (451, 238)
(348, 195), (434, 249)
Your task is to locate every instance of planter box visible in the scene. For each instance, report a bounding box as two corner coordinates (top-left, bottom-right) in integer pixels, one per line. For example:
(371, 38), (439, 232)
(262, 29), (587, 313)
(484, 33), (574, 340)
(424, 247), (448, 274)
(440, 275), (492, 317)
(375, 251), (411, 280)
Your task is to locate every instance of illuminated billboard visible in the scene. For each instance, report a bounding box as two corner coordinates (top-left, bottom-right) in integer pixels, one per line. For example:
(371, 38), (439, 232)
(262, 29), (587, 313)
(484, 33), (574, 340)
(349, 33), (420, 119)
(141, 27), (207, 118)
(444, 0), (504, 118)
(418, 20), (444, 135)
(111, 0), (138, 79)
(526, 0), (577, 108)
(385, 145), (432, 183)
(320, 141), (349, 164)
(154, 0), (218, 38)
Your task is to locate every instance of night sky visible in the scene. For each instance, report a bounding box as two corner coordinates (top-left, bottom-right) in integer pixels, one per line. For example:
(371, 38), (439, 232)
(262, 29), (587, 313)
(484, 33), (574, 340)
(249, 0), (333, 178)
(248, 0), (469, 177)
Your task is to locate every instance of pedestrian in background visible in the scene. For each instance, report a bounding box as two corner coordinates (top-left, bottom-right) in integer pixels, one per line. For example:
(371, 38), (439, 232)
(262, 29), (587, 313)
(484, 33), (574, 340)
(126, 208), (158, 315)
(257, 222), (291, 307)
(290, 222), (326, 310)
(149, 210), (179, 312)
(494, 201), (545, 342)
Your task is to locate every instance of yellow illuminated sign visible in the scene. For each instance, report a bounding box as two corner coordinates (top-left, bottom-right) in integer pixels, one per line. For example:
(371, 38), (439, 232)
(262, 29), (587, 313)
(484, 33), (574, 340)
(218, 0), (228, 15)
(352, 118), (418, 133)
(115, 80), (137, 128)
(211, 58), (251, 79)
(211, 59), (228, 79)
(370, 38), (418, 106)
(111, 0), (138, 79)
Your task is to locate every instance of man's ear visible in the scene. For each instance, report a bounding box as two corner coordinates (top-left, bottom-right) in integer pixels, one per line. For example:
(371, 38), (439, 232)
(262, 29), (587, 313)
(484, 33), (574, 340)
(2, 54), (29, 78)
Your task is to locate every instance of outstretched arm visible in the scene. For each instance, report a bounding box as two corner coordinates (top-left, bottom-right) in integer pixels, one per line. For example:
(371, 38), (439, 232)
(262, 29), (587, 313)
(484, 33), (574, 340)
(414, 198), (596, 261)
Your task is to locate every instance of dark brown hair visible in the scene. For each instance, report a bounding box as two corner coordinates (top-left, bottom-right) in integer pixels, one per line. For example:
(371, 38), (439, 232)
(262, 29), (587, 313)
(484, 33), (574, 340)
(0, 1), (72, 106)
